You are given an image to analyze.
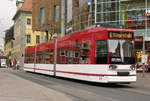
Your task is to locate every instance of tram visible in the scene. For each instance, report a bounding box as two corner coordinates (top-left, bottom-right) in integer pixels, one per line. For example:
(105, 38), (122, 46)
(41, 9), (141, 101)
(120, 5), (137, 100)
(24, 25), (136, 83)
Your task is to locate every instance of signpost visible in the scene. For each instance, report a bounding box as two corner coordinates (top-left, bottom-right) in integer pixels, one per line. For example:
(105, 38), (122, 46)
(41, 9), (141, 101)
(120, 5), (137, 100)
(142, 0), (148, 77)
(142, 54), (147, 77)
(142, 54), (148, 64)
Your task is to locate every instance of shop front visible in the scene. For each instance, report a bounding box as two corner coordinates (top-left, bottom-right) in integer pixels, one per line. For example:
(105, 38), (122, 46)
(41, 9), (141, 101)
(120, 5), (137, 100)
(135, 36), (150, 71)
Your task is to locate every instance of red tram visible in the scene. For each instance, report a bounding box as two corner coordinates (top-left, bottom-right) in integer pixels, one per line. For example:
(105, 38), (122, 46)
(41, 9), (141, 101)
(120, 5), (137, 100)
(24, 25), (136, 83)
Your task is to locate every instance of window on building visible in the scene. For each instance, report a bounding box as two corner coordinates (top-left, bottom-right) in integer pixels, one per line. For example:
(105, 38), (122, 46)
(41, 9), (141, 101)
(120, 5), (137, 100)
(36, 35), (40, 44)
(96, 0), (119, 24)
(26, 35), (31, 43)
(54, 5), (59, 22)
(27, 18), (31, 25)
(40, 8), (45, 24)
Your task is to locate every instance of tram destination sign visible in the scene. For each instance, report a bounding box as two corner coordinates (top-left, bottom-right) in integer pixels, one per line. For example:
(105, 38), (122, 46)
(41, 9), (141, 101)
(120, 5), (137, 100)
(108, 32), (134, 39)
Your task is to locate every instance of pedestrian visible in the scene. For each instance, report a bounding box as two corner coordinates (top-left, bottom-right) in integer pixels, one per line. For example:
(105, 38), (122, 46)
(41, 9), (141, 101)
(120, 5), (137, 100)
(13, 59), (17, 70)
(9, 59), (12, 68)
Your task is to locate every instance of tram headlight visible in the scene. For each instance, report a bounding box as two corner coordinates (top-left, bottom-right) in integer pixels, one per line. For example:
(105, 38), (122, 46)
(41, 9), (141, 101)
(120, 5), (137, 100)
(109, 65), (117, 70)
(130, 65), (136, 70)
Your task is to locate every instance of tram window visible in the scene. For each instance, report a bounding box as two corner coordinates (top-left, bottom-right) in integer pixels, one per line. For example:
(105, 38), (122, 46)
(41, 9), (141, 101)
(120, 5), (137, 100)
(60, 50), (65, 56)
(57, 48), (66, 64)
(49, 50), (53, 64)
(25, 55), (27, 63)
(74, 51), (79, 58)
(66, 47), (72, 64)
(95, 40), (108, 64)
(36, 53), (39, 63)
(25, 53), (34, 63)
(109, 40), (135, 64)
(44, 50), (53, 64)
(79, 42), (89, 64)
(57, 48), (61, 64)
(72, 45), (80, 64)
(36, 52), (43, 64)
(57, 42), (89, 64)
(44, 51), (50, 64)
(36, 50), (53, 64)
(66, 50), (72, 57)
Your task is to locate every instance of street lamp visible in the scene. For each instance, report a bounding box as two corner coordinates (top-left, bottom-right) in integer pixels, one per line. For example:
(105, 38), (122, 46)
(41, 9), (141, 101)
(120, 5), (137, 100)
(61, 0), (66, 37)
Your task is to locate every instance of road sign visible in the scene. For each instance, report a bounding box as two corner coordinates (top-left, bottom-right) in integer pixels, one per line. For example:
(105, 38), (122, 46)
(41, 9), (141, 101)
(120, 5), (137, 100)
(142, 54), (148, 64)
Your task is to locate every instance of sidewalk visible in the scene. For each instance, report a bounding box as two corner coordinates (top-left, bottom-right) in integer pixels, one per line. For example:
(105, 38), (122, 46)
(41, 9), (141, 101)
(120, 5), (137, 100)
(134, 72), (150, 88)
(0, 68), (73, 101)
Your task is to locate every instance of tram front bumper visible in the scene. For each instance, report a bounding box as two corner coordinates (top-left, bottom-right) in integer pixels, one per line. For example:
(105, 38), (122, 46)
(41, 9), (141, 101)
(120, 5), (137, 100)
(106, 75), (137, 83)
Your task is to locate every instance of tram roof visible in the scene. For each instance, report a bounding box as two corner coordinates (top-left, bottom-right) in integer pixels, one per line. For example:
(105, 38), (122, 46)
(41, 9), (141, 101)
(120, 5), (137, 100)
(58, 26), (133, 42)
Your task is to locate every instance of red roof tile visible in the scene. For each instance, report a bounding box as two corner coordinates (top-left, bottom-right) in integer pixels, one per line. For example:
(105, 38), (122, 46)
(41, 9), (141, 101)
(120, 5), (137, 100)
(20, 0), (32, 12)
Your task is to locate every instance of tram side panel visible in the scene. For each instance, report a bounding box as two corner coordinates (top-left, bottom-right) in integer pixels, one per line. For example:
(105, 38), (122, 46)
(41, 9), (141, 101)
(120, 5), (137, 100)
(55, 64), (109, 83)
(24, 63), (35, 72)
(34, 64), (54, 75)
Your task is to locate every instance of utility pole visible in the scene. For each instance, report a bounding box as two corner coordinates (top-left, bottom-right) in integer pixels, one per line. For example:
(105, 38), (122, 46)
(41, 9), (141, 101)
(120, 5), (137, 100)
(95, 0), (97, 24)
(61, 0), (66, 37)
(88, 0), (92, 26)
(142, 0), (148, 77)
(54, 39), (57, 77)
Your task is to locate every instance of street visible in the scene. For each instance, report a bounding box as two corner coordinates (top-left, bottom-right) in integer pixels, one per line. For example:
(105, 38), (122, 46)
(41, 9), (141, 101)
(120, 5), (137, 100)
(1, 68), (150, 101)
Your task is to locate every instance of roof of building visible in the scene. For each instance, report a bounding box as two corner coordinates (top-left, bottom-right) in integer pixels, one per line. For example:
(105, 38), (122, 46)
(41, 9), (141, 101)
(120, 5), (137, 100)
(13, 0), (32, 20)
(20, 0), (32, 12)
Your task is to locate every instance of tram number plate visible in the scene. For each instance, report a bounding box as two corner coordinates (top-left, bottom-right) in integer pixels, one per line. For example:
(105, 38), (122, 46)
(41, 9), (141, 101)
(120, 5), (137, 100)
(117, 72), (129, 76)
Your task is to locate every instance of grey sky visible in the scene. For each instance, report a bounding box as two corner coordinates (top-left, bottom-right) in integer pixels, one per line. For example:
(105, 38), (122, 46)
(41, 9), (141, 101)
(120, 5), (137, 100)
(0, 0), (16, 49)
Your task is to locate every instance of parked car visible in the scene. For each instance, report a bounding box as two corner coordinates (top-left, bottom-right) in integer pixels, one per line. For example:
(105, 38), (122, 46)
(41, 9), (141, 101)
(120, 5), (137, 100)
(0, 56), (7, 68)
(1, 62), (7, 68)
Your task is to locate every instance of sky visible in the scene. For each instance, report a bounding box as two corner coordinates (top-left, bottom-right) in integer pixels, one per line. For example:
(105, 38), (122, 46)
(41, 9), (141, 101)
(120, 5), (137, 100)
(0, 0), (17, 50)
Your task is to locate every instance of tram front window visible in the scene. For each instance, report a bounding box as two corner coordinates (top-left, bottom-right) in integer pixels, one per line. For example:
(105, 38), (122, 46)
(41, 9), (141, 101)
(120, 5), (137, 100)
(108, 40), (135, 64)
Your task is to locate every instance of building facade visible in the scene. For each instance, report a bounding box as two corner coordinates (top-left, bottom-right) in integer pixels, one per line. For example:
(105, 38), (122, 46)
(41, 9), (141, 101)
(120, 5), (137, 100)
(32, 0), (63, 40)
(119, 0), (150, 63)
(66, 0), (150, 35)
(4, 26), (14, 60)
(12, 0), (42, 67)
